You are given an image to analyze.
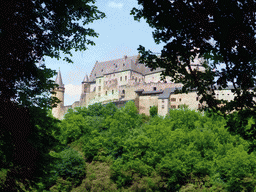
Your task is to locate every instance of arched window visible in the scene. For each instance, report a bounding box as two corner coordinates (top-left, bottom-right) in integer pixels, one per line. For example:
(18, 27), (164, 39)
(122, 90), (125, 94)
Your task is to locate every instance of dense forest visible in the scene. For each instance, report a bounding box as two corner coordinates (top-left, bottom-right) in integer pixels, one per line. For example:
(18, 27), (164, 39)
(1, 101), (256, 191)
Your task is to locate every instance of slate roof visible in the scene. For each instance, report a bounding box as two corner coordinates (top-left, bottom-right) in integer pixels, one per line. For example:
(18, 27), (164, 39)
(89, 55), (164, 82)
(83, 74), (89, 83)
(55, 70), (64, 87)
(158, 87), (183, 99)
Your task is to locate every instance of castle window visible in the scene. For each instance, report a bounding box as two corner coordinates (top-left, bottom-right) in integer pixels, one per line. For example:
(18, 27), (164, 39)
(101, 69), (103, 72)
(125, 76), (127, 80)
(179, 98), (182, 102)
(135, 77), (137, 82)
(171, 105), (176, 109)
(105, 91), (107, 95)
(112, 90), (114, 94)
(132, 76), (134, 80)
(162, 105), (164, 109)
(171, 98), (176, 102)
(196, 97), (199, 101)
(98, 86), (101, 91)
(98, 93), (101, 97)
(120, 76), (122, 81)
(122, 90), (125, 94)
(162, 99), (164, 103)
(99, 79), (101, 83)
(153, 87), (156, 91)
(123, 63), (125, 66)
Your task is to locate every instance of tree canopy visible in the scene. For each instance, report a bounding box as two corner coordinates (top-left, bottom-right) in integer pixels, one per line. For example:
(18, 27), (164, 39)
(131, 0), (256, 113)
(1, 0), (105, 105)
(0, 0), (105, 190)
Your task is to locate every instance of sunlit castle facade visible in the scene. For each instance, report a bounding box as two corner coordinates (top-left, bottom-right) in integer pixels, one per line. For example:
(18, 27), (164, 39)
(52, 54), (236, 119)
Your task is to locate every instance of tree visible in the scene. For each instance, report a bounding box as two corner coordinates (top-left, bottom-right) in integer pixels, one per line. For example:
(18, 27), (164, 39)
(0, 0), (105, 190)
(149, 106), (158, 117)
(131, 0), (256, 113)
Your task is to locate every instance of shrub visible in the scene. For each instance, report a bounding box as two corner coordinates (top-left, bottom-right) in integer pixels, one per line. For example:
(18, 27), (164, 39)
(50, 147), (86, 186)
(149, 106), (158, 117)
(49, 177), (73, 192)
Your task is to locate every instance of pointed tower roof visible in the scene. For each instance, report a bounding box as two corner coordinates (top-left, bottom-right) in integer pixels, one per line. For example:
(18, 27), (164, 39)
(55, 70), (64, 87)
(83, 74), (89, 82)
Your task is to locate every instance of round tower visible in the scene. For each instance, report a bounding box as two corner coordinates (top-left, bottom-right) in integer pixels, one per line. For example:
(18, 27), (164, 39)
(52, 70), (65, 119)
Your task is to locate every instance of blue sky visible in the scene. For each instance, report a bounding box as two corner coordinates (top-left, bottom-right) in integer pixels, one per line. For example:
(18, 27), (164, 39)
(45, 0), (165, 106)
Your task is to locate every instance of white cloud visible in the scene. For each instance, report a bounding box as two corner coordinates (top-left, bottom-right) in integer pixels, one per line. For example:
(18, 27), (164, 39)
(108, 1), (123, 9)
(65, 84), (82, 96)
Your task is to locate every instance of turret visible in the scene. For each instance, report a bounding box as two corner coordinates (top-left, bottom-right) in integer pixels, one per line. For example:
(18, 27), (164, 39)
(80, 74), (91, 106)
(82, 74), (90, 94)
(52, 70), (65, 119)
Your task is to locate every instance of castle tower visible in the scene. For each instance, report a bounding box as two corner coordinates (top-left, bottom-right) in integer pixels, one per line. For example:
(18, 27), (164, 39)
(80, 74), (90, 106)
(52, 70), (65, 119)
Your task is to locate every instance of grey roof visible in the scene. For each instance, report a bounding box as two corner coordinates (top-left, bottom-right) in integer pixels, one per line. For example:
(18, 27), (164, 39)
(135, 89), (144, 93)
(135, 89), (163, 95)
(158, 87), (183, 99)
(89, 55), (165, 82)
(141, 90), (163, 95)
(55, 70), (64, 87)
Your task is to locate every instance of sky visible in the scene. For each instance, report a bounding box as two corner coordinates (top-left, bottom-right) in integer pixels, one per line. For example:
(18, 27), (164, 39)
(44, 0), (165, 106)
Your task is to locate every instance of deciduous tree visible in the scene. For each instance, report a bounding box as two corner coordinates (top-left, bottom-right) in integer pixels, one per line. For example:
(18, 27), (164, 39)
(131, 0), (256, 113)
(0, 0), (105, 190)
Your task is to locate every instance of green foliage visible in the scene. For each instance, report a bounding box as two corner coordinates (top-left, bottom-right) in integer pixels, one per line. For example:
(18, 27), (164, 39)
(149, 106), (158, 117)
(109, 109), (255, 191)
(1, 0), (105, 190)
(74, 102), (118, 119)
(49, 177), (73, 192)
(225, 110), (256, 153)
(82, 130), (107, 162)
(50, 147), (86, 187)
(53, 102), (256, 191)
(131, 1), (256, 113)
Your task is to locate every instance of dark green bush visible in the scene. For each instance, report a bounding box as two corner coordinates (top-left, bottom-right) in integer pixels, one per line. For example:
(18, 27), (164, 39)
(149, 106), (158, 117)
(50, 147), (86, 186)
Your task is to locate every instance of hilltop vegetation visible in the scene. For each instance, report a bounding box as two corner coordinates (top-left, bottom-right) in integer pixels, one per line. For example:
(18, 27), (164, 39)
(2, 101), (256, 191)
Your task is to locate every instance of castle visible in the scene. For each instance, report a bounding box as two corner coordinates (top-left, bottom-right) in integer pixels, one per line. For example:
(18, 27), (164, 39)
(52, 54), (236, 119)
